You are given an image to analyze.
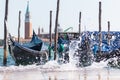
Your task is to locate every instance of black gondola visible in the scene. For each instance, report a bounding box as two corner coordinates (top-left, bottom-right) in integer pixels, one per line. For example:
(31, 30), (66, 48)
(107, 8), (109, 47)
(8, 31), (48, 65)
(22, 30), (43, 51)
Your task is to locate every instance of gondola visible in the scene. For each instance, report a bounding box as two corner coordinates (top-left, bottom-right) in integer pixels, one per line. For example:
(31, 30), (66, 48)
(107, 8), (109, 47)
(8, 32), (48, 65)
(22, 30), (43, 51)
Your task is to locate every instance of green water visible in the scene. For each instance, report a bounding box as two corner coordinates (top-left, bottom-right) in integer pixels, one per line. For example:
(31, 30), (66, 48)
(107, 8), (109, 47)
(0, 48), (15, 66)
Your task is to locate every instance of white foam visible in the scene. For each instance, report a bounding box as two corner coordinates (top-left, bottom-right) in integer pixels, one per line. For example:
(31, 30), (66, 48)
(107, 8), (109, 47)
(59, 63), (78, 71)
(86, 61), (108, 69)
(42, 61), (60, 70)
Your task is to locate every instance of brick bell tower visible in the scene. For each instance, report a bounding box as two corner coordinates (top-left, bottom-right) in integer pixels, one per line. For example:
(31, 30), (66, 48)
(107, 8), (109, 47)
(25, 1), (32, 39)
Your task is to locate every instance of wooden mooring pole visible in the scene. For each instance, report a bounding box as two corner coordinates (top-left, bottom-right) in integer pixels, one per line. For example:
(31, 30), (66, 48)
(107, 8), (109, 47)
(3, 0), (9, 66)
(54, 0), (60, 60)
(108, 21), (110, 46)
(18, 11), (21, 43)
(98, 1), (102, 56)
(79, 12), (81, 35)
(49, 11), (52, 59)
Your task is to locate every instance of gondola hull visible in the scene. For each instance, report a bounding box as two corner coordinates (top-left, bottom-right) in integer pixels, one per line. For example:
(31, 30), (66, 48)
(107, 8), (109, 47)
(9, 42), (48, 65)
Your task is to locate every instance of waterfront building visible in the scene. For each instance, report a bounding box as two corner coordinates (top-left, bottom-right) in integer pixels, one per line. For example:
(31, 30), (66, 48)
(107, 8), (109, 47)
(25, 1), (32, 39)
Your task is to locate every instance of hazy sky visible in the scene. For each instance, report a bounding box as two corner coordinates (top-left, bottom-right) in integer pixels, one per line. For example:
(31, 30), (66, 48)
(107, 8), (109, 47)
(0, 0), (120, 39)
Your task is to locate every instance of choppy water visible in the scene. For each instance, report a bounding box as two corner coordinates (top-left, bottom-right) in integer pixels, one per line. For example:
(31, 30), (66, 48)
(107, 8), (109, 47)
(0, 48), (15, 66)
(0, 54), (119, 80)
(0, 61), (120, 80)
(0, 41), (120, 80)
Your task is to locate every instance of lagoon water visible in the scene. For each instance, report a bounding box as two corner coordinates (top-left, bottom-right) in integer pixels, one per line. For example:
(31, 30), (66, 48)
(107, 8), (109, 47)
(0, 48), (120, 80)
(0, 48), (15, 66)
(0, 64), (120, 80)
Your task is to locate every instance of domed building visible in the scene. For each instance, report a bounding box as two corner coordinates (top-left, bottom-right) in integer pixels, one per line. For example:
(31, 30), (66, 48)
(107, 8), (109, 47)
(57, 24), (63, 33)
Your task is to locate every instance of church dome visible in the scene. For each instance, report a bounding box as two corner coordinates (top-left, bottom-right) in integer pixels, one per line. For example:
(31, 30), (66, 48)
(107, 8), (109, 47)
(57, 24), (63, 33)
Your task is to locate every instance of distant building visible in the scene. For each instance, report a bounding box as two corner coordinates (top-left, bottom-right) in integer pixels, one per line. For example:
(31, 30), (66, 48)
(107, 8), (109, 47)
(41, 28), (44, 33)
(57, 24), (63, 33)
(23, 1), (79, 42)
(38, 27), (40, 35)
(25, 1), (32, 39)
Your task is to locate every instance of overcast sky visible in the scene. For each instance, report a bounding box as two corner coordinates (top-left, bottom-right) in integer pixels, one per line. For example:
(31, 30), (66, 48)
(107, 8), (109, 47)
(0, 0), (120, 39)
